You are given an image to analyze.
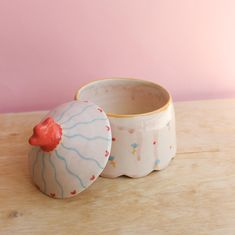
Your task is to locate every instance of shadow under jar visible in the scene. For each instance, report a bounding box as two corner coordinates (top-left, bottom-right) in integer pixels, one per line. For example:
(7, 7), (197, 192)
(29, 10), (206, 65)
(76, 78), (176, 178)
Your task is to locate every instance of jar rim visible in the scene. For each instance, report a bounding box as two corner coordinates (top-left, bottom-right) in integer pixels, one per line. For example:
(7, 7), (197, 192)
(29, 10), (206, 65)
(75, 77), (172, 118)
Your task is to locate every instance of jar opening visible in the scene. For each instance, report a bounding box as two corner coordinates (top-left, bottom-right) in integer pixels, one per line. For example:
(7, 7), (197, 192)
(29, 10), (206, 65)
(76, 78), (171, 118)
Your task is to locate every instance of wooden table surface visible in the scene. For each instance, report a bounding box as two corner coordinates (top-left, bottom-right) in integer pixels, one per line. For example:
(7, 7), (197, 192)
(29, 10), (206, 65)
(1, 99), (235, 235)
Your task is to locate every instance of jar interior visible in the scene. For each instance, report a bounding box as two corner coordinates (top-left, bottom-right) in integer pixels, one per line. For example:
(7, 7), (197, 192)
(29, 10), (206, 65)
(77, 78), (170, 115)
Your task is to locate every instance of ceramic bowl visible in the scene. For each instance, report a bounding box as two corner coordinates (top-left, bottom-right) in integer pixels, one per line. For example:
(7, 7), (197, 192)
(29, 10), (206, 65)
(75, 78), (176, 178)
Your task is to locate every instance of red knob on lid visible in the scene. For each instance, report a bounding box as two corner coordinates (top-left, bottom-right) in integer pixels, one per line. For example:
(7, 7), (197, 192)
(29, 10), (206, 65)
(28, 117), (62, 152)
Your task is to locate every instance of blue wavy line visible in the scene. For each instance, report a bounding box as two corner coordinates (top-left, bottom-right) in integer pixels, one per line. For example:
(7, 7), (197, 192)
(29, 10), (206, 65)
(55, 150), (85, 189)
(60, 104), (94, 125)
(56, 102), (77, 122)
(63, 118), (108, 130)
(41, 152), (47, 192)
(63, 133), (111, 142)
(60, 143), (104, 170)
(48, 155), (64, 198)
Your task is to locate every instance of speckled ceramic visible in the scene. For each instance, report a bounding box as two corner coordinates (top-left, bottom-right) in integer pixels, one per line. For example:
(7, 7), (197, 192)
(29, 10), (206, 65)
(75, 78), (176, 178)
(28, 78), (176, 198)
(28, 101), (112, 198)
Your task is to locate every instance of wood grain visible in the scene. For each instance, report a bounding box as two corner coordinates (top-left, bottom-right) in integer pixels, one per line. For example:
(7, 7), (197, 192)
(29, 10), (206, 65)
(1, 99), (235, 235)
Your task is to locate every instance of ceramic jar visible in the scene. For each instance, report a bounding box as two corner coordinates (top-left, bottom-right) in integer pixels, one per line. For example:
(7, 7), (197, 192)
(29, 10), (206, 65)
(75, 78), (176, 178)
(28, 78), (176, 198)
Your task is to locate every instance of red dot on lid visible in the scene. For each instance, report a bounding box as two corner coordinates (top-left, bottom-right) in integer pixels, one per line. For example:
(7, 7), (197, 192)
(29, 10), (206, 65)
(70, 190), (77, 195)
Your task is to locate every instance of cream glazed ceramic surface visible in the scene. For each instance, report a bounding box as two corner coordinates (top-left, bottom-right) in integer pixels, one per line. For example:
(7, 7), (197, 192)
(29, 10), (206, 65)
(76, 78), (176, 178)
(28, 101), (112, 198)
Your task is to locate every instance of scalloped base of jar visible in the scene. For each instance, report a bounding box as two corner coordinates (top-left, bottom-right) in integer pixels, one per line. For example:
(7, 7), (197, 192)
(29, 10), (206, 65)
(100, 152), (176, 179)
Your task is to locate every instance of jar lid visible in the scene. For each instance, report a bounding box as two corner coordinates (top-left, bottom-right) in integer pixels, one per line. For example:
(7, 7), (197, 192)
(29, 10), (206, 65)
(28, 100), (112, 198)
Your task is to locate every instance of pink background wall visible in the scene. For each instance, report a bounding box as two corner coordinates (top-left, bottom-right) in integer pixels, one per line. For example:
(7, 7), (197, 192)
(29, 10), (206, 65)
(0, 0), (235, 113)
